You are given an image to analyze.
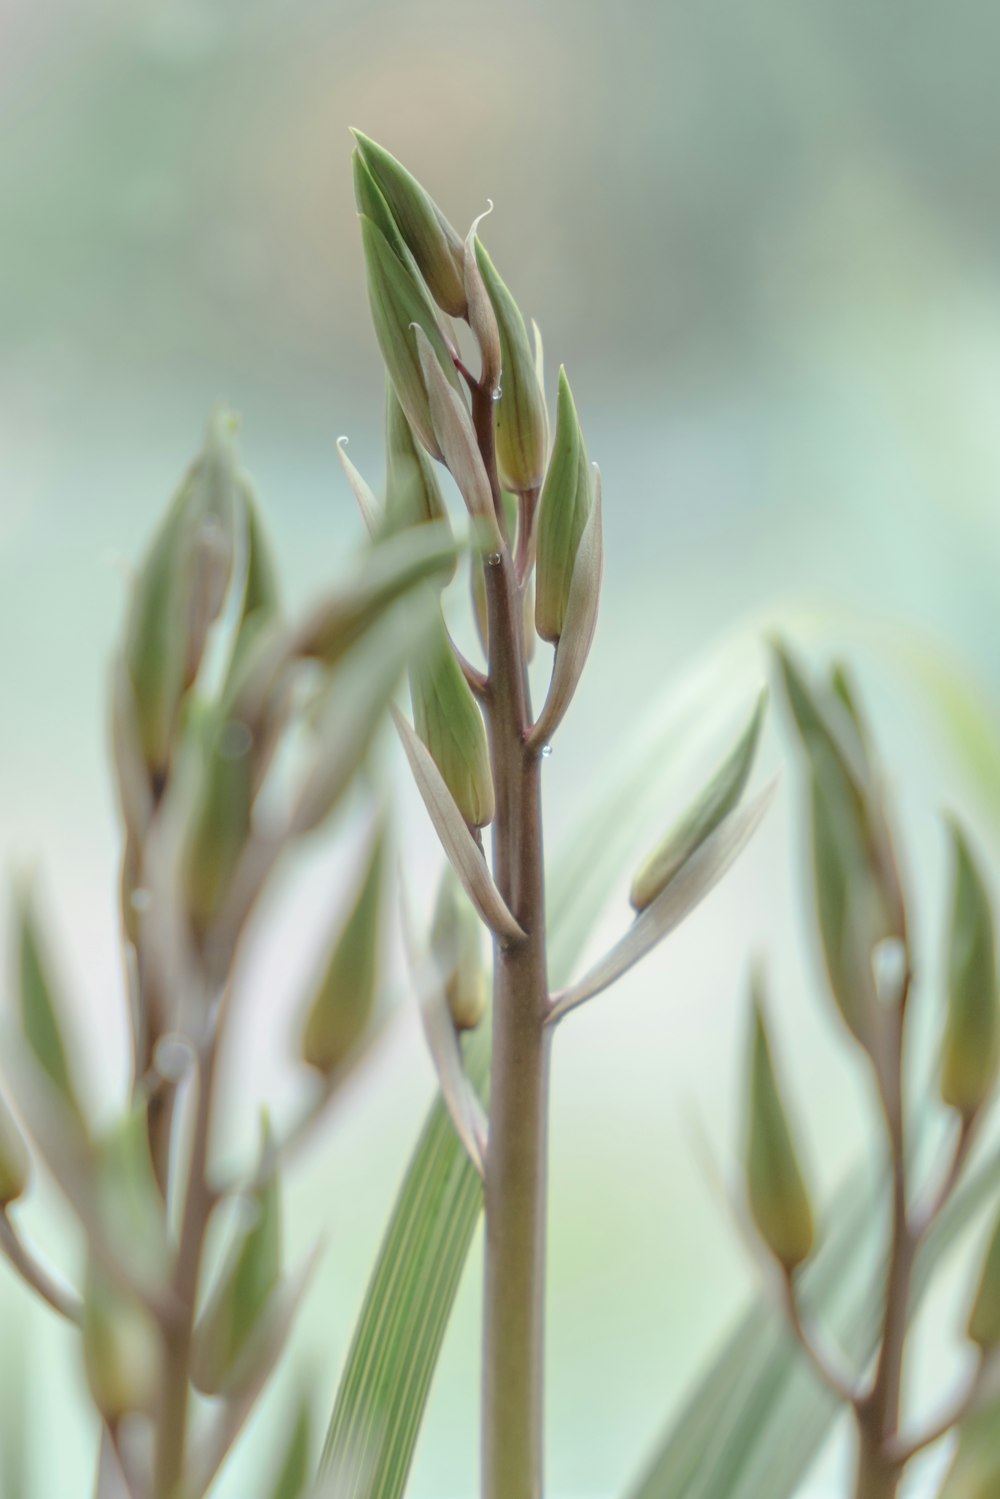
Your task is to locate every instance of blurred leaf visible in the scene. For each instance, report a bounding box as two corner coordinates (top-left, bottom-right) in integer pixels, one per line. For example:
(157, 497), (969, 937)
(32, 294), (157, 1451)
(319, 637), (765, 1499)
(192, 1135), (282, 1397)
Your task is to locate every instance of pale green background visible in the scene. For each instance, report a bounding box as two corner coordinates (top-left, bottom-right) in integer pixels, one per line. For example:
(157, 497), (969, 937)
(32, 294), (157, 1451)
(3, 0), (1000, 1494)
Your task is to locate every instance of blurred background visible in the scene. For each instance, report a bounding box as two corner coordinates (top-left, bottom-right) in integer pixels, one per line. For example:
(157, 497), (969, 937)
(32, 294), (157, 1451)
(4, 0), (1000, 1494)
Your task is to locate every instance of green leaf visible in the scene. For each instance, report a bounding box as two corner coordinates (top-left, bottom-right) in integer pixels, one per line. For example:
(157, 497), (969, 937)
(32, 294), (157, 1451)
(319, 641), (765, 1499)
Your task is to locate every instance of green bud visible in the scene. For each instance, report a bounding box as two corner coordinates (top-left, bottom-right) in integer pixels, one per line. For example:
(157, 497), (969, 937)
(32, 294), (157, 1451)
(0, 1092), (30, 1206)
(358, 214), (460, 462)
(535, 368), (592, 644)
(941, 821), (1000, 1117)
(82, 1260), (159, 1421)
(409, 623), (495, 829)
(352, 130), (467, 318)
(630, 690), (767, 911)
(353, 149), (422, 279)
(475, 240), (548, 493)
(968, 1205), (1000, 1349)
(15, 886), (85, 1126)
(774, 645), (907, 1046)
(302, 828), (385, 1075)
(191, 1130), (282, 1396)
(94, 1106), (168, 1284)
(431, 867), (487, 1032)
(745, 982), (815, 1272)
(238, 484), (281, 634)
(182, 708), (255, 934)
(384, 385), (453, 557)
(125, 408), (240, 787)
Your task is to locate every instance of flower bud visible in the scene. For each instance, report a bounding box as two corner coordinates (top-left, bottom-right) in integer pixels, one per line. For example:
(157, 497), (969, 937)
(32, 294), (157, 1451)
(412, 326), (503, 550)
(941, 821), (1000, 1118)
(15, 885), (85, 1127)
(302, 828), (385, 1075)
(191, 1135), (282, 1396)
(630, 690), (767, 911)
(182, 708), (255, 934)
(353, 149), (422, 280)
(125, 408), (240, 787)
(410, 625), (495, 829)
(359, 215), (461, 462)
(774, 645), (907, 1049)
(352, 130), (467, 318)
(82, 1260), (159, 1420)
(431, 867), (487, 1033)
(535, 368), (592, 644)
(0, 1091), (30, 1206)
(475, 240), (548, 494)
(384, 386), (452, 556)
(968, 1205), (1000, 1350)
(745, 982), (815, 1272)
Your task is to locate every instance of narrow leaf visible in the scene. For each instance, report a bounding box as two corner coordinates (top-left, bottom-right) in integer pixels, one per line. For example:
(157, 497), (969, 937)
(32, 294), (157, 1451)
(549, 779), (777, 1024)
(392, 707), (522, 942)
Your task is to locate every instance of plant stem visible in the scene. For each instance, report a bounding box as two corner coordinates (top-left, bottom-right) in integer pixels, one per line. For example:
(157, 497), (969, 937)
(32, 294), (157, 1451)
(853, 1001), (913, 1499)
(474, 382), (551, 1499)
(152, 1036), (220, 1499)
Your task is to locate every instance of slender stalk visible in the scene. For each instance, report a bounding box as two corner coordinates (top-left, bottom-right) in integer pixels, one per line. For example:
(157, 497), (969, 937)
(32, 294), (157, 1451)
(853, 1002), (912, 1499)
(152, 1034), (221, 1499)
(0, 1210), (82, 1324)
(473, 380), (552, 1499)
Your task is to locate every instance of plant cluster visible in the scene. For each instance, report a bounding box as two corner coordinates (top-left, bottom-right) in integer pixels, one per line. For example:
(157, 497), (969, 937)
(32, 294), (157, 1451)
(3, 133), (1000, 1499)
(740, 650), (1000, 1499)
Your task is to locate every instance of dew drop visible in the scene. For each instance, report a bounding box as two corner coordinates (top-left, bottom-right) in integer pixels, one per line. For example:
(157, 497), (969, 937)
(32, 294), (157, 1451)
(219, 720), (253, 760)
(154, 1033), (194, 1083)
(492, 385), (503, 401)
(541, 743), (553, 758)
(130, 887), (152, 913)
(486, 551), (502, 567)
